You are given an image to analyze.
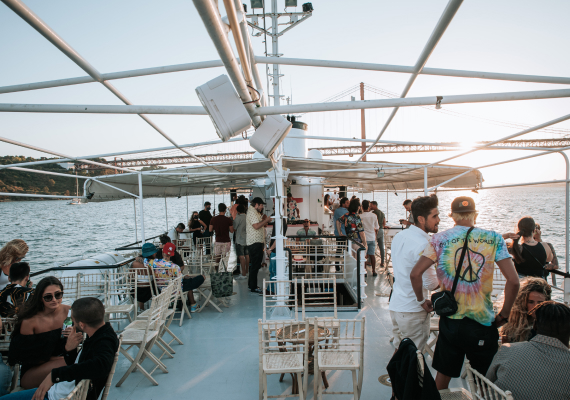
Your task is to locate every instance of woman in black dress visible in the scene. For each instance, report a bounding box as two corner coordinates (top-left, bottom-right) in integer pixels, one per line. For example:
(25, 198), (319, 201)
(188, 211), (207, 246)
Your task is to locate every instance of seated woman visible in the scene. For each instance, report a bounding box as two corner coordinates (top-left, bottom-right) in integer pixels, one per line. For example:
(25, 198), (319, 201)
(508, 216), (553, 278)
(500, 277), (551, 343)
(0, 239), (29, 291)
(8, 276), (70, 389)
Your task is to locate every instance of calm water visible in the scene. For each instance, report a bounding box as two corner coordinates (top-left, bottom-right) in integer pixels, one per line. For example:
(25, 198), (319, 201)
(0, 187), (567, 273)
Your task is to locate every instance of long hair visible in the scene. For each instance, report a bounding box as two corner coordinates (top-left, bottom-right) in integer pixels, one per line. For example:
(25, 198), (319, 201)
(324, 194), (330, 207)
(14, 276), (64, 335)
(0, 239), (29, 267)
(508, 216), (536, 264)
(500, 277), (551, 343)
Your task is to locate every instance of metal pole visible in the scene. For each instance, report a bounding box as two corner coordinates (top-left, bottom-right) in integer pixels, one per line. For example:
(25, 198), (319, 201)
(192, 0), (262, 126)
(360, 82), (366, 161)
(386, 190), (389, 222)
(222, 0), (254, 89)
(271, 0), (280, 107)
(164, 197), (168, 232)
(561, 152), (570, 275)
(357, 0), (464, 163)
(138, 173), (146, 243)
(1, 0), (216, 169)
(424, 167), (428, 196)
(133, 198), (138, 244)
(5, 88), (570, 115)
(7, 56), (570, 95)
(186, 195), (189, 223)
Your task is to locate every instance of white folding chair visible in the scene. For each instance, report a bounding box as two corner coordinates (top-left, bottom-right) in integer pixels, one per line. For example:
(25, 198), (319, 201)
(262, 279), (298, 323)
(104, 271), (137, 323)
(60, 379), (90, 400)
(258, 319), (310, 400)
(100, 334), (123, 400)
(78, 273), (106, 298)
(313, 318), (365, 400)
(59, 275), (80, 304)
(0, 318), (19, 392)
(116, 290), (169, 387)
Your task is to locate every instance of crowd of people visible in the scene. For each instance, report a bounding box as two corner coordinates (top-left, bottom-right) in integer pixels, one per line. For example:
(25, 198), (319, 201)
(385, 194), (569, 399)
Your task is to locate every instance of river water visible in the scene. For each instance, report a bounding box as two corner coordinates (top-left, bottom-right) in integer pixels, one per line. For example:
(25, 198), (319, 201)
(0, 186), (567, 274)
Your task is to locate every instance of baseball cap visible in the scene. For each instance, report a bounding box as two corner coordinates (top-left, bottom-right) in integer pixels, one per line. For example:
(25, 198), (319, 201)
(251, 197), (266, 205)
(163, 242), (176, 257)
(451, 196), (477, 213)
(141, 243), (158, 258)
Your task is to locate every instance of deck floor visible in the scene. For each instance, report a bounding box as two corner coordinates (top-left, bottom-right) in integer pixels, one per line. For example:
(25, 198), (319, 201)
(108, 265), (466, 400)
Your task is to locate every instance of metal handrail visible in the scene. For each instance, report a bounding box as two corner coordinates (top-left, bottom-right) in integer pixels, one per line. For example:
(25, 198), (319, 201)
(114, 233), (165, 251)
(30, 257), (135, 278)
(550, 269), (570, 279)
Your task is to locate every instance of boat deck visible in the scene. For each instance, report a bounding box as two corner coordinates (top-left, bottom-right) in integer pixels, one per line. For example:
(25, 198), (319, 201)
(107, 269), (467, 400)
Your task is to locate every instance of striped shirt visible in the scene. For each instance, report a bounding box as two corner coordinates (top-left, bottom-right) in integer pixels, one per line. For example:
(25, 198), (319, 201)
(486, 334), (570, 400)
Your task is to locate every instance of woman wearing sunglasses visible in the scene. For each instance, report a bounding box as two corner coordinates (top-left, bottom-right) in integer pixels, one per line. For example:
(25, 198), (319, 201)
(8, 276), (79, 389)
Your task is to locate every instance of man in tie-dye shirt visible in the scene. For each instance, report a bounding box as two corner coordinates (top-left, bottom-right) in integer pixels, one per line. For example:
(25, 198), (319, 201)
(410, 196), (520, 390)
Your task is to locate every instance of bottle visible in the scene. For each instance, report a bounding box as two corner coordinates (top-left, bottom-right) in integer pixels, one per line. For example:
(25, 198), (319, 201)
(62, 310), (72, 338)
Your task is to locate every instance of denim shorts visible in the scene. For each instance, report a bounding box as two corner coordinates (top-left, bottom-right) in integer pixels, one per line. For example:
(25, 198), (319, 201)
(366, 241), (376, 255)
(235, 243), (249, 257)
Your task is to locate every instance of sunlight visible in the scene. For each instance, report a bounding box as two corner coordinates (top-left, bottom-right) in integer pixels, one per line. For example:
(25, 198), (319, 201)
(459, 141), (480, 151)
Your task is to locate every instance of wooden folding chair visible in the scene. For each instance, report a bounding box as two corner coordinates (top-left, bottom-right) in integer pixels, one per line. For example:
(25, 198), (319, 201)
(0, 318), (19, 392)
(116, 290), (169, 387)
(262, 279), (298, 322)
(61, 379), (91, 400)
(439, 359), (514, 400)
(258, 319), (310, 400)
(423, 316), (439, 358)
(100, 334), (123, 400)
(313, 317), (365, 400)
(104, 271), (137, 323)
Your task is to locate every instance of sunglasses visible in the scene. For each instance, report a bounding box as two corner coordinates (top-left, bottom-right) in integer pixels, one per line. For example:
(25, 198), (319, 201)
(43, 291), (64, 302)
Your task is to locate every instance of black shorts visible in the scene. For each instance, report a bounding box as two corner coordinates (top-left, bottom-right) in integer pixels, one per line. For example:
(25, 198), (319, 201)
(182, 275), (205, 292)
(433, 316), (499, 378)
(134, 287), (153, 303)
(235, 243), (249, 257)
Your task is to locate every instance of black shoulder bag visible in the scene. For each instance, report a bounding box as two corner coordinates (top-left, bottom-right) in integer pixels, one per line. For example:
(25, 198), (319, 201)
(431, 226), (474, 317)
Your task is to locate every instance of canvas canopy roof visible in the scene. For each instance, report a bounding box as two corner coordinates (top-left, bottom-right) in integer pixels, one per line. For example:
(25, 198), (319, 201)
(84, 157), (482, 202)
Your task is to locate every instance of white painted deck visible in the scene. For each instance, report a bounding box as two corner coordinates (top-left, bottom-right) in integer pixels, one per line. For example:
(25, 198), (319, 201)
(108, 265), (467, 400)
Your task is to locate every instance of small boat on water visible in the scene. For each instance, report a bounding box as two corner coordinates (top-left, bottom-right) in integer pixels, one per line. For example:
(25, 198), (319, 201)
(67, 168), (85, 205)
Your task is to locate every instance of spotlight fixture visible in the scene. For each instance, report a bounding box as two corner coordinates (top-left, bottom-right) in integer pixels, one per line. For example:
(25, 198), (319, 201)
(196, 75), (252, 142)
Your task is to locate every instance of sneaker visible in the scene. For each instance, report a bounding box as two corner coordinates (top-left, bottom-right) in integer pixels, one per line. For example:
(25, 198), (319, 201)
(250, 288), (262, 294)
(373, 272), (378, 277)
(190, 304), (200, 313)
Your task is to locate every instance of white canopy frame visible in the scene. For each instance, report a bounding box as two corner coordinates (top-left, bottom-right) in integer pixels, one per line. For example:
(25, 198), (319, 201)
(1, 0), (568, 304)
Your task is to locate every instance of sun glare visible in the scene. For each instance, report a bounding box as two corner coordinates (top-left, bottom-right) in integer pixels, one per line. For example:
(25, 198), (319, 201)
(459, 141), (479, 151)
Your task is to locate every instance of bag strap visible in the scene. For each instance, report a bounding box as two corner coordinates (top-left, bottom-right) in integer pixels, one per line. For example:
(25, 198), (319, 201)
(522, 245), (545, 268)
(451, 227), (475, 295)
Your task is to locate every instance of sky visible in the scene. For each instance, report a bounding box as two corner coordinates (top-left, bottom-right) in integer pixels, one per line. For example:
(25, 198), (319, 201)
(1, 0), (570, 187)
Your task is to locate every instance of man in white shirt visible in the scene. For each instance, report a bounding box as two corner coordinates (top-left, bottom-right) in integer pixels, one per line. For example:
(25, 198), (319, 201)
(389, 194), (440, 352)
(360, 200), (379, 277)
(167, 223), (186, 244)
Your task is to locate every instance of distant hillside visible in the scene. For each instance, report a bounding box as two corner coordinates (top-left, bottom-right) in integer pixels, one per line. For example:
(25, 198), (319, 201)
(0, 156), (116, 201)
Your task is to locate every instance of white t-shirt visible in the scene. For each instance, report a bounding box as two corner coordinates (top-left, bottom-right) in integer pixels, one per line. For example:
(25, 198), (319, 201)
(359, 211), (379, 243)
(47, 350), (82, 400)
(388, 225), (439, 313)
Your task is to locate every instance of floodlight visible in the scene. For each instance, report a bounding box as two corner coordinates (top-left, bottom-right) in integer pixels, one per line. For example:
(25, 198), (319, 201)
(285, 0), (298, 7)
(251, 0), (264, 9)
(249, 115), (292, 158)
(196, 75), (253, 142)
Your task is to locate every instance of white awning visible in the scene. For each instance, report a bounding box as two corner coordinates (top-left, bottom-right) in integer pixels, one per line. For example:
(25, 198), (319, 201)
(84, 157), (482, 202)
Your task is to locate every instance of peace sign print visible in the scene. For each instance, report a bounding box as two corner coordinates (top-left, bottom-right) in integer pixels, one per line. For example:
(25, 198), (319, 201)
(453, 245), (486, 283)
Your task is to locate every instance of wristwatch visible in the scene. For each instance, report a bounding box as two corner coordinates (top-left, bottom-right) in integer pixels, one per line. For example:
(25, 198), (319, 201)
(416, 298), (426, 306)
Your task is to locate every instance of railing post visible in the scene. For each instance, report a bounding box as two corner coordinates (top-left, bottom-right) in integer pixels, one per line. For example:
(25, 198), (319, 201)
(560, 151), (570, 302)
(137, 173), (146, 243)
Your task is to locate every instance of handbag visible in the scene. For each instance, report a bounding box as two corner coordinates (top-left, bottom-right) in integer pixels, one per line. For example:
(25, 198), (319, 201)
(210, 256), (233, 298)
(431, 226), (474, 317)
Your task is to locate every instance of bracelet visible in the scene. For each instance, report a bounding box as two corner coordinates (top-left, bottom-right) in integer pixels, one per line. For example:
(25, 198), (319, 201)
(497, 313), (509, 322)
(416, 298), (426, 305)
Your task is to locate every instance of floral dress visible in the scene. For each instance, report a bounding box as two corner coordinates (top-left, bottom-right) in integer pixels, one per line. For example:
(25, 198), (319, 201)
(340, 212), (364, 244)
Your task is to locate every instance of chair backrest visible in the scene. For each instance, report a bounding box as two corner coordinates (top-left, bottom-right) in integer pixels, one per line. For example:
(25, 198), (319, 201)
(105, 270), (137, 306)
(262, 279), (298, 322)
(465, 359), (514, 400)
(167, 275), (183, 307)
(146, 290), (169, 331)
(258, 319), (309, 357)
(314, 317), (365, 366)
(0, 317), (16, 352)
(78, 273), (106, 299)
(60, 378), (91, 400)
(100, 334), (123, 400)
(301, 277), (337, 320)
(60, 275), (80, 303)
(149, 265), (181, 296)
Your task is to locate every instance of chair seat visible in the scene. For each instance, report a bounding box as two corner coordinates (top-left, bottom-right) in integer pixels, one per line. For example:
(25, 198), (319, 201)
(439, 388), (472, 399)
(318, 351), (359, 369)
(125, 320), (164, 331)
(263, 353), (304, 373)
(105, 304), (134, 313)
(121, 329), (159, 344)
